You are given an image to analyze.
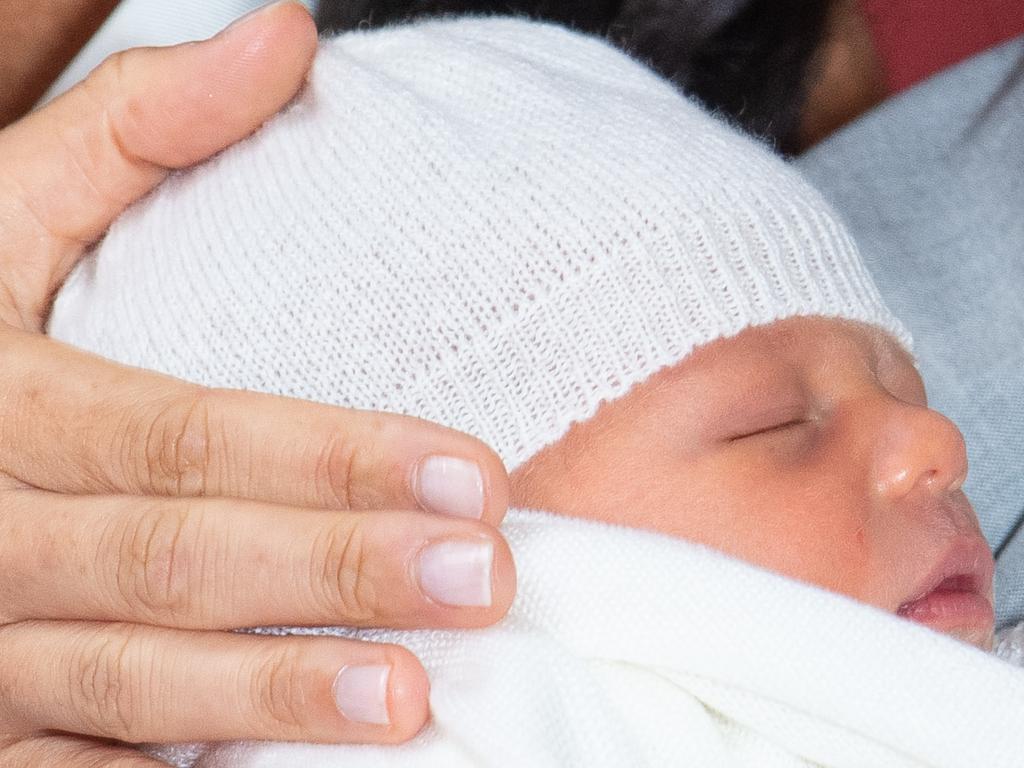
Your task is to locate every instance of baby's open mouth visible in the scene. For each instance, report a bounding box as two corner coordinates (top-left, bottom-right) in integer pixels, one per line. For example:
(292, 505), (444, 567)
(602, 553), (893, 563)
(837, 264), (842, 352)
(896, 537), (994, 637)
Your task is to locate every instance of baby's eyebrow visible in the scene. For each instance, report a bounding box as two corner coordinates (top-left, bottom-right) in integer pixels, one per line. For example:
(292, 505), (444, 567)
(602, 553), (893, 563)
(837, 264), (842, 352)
(717, 371), (808, 413)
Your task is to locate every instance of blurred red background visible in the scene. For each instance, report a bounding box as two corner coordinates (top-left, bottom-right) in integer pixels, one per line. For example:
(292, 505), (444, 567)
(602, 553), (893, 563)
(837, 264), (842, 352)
(862, 0), (1024, 91)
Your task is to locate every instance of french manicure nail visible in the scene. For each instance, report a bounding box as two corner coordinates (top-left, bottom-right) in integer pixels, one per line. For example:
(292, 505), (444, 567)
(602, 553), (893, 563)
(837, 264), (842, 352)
(333, 665), (390, 725)
(414, 456), (485, 519)
(418, 539), (494, 607)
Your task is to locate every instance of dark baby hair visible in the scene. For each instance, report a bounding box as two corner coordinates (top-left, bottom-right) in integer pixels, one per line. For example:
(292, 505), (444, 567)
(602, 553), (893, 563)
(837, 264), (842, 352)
(315, 0), (834, 153)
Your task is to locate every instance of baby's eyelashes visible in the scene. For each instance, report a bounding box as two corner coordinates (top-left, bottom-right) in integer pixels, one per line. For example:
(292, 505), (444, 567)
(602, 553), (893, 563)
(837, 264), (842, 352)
(726, 417), (810, 442)
(718, 400), (811, 443)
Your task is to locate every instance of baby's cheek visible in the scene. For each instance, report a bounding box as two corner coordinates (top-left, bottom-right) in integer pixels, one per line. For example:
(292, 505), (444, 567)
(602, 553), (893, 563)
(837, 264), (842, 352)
(766, 518), (873, 598)
(717, 470), (879, 602)
(513, 426), (886, 608)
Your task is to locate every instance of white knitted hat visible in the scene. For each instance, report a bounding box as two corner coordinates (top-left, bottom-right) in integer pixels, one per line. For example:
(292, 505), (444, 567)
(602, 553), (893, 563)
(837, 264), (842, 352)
(49, 16), (908, 471)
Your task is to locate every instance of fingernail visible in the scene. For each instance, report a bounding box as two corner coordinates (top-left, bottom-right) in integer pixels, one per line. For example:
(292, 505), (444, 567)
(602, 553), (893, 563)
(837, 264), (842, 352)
(418, 540), (493, 607)
(413, 456), (485, 519)
(219, 0), (292, 38)
(333, 665), (390, 725)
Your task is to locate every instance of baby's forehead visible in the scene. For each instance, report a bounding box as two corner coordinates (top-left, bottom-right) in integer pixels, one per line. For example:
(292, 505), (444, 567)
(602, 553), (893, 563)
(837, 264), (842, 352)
(614, 317), (918, 414)
(645, 317), (849, 380)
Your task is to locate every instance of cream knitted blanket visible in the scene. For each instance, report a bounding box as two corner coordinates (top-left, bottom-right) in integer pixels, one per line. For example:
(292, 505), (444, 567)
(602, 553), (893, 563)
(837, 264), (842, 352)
(152, 510), (1024, 768)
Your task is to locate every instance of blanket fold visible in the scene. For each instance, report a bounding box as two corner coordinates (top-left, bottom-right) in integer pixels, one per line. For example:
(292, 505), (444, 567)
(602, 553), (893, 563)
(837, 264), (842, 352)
(156, 510), (1024, 768)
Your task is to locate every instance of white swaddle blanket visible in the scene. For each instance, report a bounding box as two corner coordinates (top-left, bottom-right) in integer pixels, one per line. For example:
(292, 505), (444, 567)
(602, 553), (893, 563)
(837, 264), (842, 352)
(146, 510), (1024, 768)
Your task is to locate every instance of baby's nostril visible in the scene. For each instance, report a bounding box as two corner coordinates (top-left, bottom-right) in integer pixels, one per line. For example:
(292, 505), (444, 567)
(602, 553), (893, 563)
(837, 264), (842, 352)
(918, 468), (940, 489)
(921, 467), (963, 493)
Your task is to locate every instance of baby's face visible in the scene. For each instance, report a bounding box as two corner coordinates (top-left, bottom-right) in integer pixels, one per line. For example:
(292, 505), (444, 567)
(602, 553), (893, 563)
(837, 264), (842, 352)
(511, 317), (995, 649)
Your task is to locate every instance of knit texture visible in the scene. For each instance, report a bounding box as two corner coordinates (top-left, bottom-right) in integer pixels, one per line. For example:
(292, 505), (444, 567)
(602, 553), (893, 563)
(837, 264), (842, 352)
(175, 512), (1024, 768)
(48, 16), (907, 472)
(995, 620), (1024, 667)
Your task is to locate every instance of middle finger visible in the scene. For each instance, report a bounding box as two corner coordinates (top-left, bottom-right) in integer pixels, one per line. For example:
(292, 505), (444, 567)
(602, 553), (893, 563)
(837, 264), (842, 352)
(0, 488), (514, 629)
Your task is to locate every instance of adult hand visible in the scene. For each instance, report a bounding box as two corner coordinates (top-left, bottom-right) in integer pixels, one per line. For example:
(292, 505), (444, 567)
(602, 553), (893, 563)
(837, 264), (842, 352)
(0, 3), (514, 765)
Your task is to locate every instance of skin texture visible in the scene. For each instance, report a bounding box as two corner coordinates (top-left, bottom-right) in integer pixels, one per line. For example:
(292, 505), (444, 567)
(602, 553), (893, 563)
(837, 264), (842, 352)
(512, 316), (995, 650)
(0, 4), (514, 763)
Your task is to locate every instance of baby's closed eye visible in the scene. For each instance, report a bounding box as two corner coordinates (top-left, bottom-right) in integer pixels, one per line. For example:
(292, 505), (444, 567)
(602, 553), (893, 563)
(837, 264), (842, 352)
(716, 395), (811, 442)
(727, 414), (810, 441)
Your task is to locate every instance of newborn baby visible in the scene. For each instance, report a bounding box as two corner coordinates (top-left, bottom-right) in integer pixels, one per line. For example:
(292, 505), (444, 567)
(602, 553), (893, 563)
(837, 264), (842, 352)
(48, 16), (1018, 768)
(513, 315), (994, 649)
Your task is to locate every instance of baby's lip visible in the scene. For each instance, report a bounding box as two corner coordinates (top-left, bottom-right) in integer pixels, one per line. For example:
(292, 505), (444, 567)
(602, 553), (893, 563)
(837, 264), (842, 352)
(896, 535), (994, 632)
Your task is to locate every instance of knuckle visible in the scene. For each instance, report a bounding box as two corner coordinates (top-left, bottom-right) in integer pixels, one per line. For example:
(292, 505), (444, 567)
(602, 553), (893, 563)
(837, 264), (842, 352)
(76, 48), (148, 214)
(312, 520), (378, 623)
(69, 626), (146, 742)
(80, 51), (132, 157)
(85, 49), (142, 148)
(91, 49), (131, 93)
(0, 625), (28, 728)
(0, 501), (24, 626)
(313, 432), (381, 511)
(248, 646), (311, 735)
(128, 388), (216, 496)
(109, 504), (202, 621)
(80, 52), (126, 126)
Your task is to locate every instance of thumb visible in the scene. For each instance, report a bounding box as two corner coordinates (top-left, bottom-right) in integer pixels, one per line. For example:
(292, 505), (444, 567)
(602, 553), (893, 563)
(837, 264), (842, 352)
(0, 0), (317, 329)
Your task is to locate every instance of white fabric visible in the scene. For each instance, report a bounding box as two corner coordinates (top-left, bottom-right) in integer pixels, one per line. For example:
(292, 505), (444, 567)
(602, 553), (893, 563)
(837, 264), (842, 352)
(48, 16), (906, 473)
(181, 511), (1024, 768)
(995, 621), (1024, 666)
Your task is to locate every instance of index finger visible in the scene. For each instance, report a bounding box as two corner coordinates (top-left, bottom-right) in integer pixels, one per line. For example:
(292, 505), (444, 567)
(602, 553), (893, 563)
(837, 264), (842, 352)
(0, 327), (509, 523)
(0, 1), (317, 331)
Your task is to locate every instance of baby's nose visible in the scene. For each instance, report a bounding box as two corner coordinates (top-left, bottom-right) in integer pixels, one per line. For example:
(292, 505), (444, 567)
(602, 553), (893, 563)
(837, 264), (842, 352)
(871, 402), (968, 501)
